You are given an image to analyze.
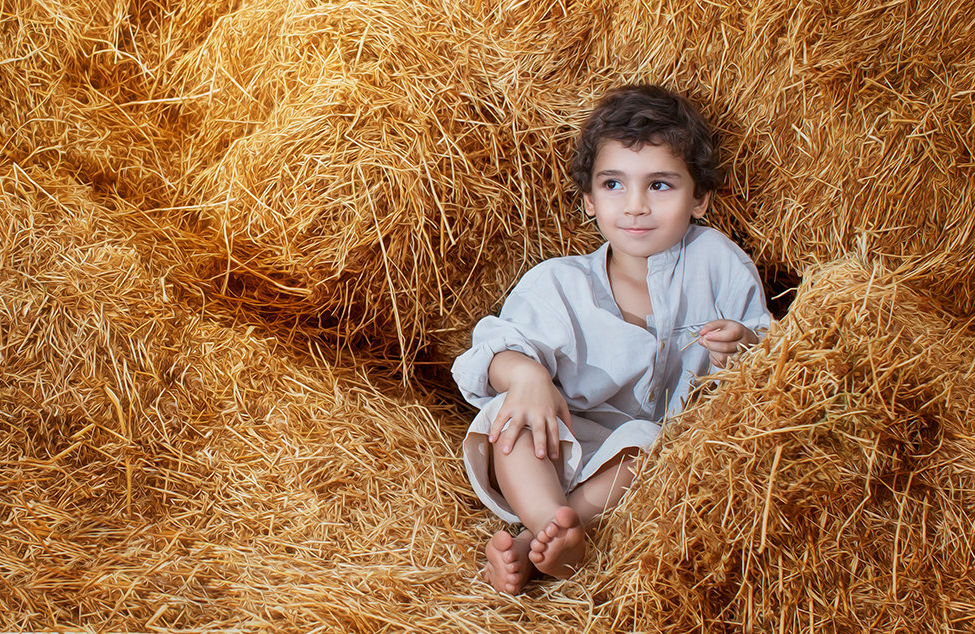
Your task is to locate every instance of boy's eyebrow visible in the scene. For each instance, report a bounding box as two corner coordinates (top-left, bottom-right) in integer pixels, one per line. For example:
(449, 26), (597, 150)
(595, 169), (684, 180)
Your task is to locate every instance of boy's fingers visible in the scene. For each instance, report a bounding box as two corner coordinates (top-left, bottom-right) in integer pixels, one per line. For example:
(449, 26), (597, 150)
(698, 319), (728, 335)
(702, 339), (741, 354)
(546, 417), (560, 460)
(496, 416), (524, 454)
(702, 327), (740, 342)
(488, 409), (509, 443)
(530, 422), (548, 459)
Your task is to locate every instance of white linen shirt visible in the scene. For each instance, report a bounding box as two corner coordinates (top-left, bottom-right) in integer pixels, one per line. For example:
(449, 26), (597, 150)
(452, 225), (771, 428)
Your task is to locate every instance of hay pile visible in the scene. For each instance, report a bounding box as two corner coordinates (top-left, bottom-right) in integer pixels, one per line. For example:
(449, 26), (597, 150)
(597, 258), (975, 632)
(3, 0), (975, 630)
(0, 166), (479, 630)
(0, 0), (189, 210)
(165, 0), (609, 369)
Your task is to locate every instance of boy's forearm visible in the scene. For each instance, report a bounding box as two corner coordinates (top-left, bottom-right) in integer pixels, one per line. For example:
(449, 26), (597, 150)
(487, 350), (549, 394)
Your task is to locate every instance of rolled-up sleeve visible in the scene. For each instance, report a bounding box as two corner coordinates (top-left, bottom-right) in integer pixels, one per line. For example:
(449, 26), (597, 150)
(451, 287), (573, 408)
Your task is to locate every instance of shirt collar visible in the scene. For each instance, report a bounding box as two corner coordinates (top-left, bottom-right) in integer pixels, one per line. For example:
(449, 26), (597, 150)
(590, 242), (616, 311)
(646, 227), (689, 276)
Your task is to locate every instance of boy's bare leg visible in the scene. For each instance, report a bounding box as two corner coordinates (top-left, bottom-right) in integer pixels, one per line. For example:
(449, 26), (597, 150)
(492, 429), (586, 581)
(530, 449), (638, 573)
(568, 449), (639, 524)
(482, 529), (534, 594)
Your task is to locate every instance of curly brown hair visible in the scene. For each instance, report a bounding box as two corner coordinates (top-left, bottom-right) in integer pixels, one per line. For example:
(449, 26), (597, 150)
(571, 84), (722, 199)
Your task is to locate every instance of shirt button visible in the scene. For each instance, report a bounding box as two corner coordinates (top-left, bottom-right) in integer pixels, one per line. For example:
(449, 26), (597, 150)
(660, 341), (666, 351)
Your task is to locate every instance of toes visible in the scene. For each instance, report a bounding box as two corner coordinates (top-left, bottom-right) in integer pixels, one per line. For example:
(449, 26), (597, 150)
(528, 534), (546, 561)
(535, 524), (556, 543)
(483, 530), (536, 594)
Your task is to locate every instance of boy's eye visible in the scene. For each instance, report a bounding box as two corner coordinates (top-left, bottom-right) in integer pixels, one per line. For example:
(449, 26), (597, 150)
(603, 179), (622, 191)
(650, 181), (672, 191)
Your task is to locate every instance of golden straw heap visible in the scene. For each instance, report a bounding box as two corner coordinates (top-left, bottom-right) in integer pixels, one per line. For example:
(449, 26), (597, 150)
(2, 0), (973, 631)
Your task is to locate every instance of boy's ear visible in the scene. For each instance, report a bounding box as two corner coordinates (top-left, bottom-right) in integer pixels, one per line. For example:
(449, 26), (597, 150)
(583, 193), (596, 217)
(691, 191), (711, 219)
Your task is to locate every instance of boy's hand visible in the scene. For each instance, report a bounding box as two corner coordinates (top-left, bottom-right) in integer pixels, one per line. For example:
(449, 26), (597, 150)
(697, 320), (758, 368)
(487, 352), (572, 461)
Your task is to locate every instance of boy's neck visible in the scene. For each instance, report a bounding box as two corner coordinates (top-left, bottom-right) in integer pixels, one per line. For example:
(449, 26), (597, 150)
(607, 247), (649, 284)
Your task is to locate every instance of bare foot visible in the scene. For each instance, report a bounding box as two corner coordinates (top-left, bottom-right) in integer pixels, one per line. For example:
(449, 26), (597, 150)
(482, 530), (535, 594)
(528, 506), (586, 578)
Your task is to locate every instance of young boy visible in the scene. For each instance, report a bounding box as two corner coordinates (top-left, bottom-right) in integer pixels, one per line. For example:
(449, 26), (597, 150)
(452, 84), (771, 594)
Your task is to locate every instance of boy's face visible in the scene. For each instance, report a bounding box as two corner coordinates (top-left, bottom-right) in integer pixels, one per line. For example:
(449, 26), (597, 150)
(584, 139), (710, 267)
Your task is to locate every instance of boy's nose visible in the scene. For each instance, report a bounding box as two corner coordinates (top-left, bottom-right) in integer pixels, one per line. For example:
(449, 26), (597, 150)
(625, 192), (650, 215)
